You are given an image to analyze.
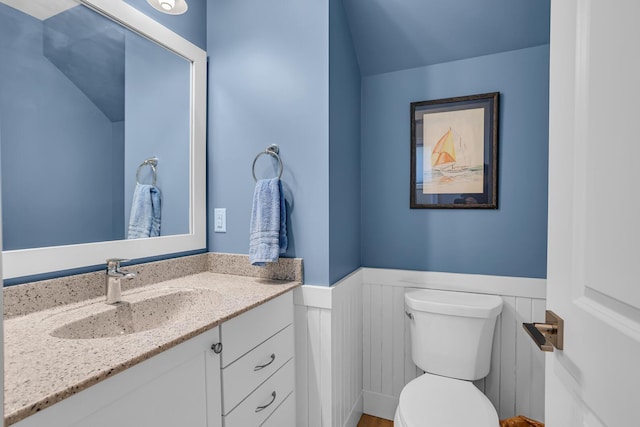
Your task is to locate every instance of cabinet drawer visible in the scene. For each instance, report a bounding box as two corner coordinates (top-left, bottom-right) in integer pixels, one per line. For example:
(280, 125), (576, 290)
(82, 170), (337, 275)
(260, 391), (295, 427)
(220, 292), (293, 367)
(222, 359), (294, 427)
(222, 325), (294, 414)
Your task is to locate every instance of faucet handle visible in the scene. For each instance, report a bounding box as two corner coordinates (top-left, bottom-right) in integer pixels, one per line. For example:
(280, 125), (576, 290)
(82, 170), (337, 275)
(106, 258), (130, 271)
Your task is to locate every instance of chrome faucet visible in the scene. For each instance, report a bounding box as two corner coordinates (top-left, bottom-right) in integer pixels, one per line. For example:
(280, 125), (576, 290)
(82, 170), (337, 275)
(105, 259), (136, 304)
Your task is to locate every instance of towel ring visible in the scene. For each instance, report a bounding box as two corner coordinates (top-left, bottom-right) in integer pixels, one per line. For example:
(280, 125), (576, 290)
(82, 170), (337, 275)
(136, 157), (158, 185)
(252, 145), (283, 182)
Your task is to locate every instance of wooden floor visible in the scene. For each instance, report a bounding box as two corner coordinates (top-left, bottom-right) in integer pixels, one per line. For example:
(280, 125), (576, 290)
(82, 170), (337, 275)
(357, 414), (394, 427)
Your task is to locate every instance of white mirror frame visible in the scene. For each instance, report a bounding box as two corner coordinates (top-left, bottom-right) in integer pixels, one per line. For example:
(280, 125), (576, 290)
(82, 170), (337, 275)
(2, 0), (207, 279)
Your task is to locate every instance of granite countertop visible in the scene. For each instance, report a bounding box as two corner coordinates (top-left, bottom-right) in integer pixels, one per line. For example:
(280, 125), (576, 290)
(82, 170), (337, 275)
(4, 271), (300, 426)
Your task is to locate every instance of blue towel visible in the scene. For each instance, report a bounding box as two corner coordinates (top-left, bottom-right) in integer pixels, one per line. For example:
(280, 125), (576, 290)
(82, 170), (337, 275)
(127, 183), (161, 239)
(249, 178), (288, 266)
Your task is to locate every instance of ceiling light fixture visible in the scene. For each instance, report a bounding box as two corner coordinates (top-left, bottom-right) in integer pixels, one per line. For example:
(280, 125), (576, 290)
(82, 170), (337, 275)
(160, 0), (174, 11)
(147, 0), (188, 15)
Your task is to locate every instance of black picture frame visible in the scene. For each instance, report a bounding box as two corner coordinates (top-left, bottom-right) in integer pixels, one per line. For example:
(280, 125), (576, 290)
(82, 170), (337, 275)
(410, 92), (499, 209)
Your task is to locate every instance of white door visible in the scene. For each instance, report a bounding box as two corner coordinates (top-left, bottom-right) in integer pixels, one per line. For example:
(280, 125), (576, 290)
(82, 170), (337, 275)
(546, 0), (640, 425)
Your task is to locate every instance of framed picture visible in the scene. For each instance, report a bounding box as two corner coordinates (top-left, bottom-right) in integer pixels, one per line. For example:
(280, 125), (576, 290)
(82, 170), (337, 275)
(410, 92), (499, 209)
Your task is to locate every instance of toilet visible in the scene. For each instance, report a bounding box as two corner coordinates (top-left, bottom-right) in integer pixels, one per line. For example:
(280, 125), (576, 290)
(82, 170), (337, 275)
(395, 288), (503, 427)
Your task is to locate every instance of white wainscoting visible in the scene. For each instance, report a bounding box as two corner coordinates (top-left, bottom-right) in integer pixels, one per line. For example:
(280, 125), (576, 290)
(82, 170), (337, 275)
(294, 268), (546, 425)
(362, 268), (547, 422)
(294, 270), (363, 427)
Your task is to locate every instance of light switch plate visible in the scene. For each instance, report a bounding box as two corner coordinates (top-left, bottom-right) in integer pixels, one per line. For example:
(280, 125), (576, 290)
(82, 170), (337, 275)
(214, 208), (226, 233)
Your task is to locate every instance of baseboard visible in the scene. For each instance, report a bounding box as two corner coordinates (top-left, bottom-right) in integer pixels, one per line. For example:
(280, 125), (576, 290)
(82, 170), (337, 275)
(363, 391), (397, 421)
(344, 393), (363, 427)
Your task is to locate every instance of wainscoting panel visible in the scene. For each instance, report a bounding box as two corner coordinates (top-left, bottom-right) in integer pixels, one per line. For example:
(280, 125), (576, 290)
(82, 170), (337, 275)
(362, 268), (546, 422)
(331, 272), (363, 427)
(294, 270), (363, 427)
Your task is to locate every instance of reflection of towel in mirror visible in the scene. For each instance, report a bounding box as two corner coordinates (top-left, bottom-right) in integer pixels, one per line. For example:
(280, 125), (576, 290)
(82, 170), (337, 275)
(127, 184), (161, 239)
(249, 178), (287, 266)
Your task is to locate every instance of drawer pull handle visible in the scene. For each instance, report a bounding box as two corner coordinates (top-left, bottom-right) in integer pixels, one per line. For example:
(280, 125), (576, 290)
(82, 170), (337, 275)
(254, 353), (276, 371)
(255, 391), (277, 413)
(211, 343), (223, 354)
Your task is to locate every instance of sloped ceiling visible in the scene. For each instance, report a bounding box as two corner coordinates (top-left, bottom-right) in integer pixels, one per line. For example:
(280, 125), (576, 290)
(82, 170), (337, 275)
(43, 6), (125, 122)
(0, 0), (76, 20)
(343, 0), (550, 76)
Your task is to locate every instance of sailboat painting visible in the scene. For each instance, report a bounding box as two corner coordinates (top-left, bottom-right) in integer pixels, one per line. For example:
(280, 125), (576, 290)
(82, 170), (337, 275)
(410, 92), (498, 209)
(422, 108), (485, 194)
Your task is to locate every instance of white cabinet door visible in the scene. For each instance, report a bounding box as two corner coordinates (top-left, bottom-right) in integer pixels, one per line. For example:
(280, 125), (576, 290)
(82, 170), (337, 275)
(14, 328), (222, 427)
(547, 0), (640, 425)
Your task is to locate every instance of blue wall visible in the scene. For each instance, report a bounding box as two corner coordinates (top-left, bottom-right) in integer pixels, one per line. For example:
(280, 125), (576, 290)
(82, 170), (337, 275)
(0, 5), (123, 250)
(361, 45), (549, 278)
(2, 0), (549, 285)
(329, 0), (362, 283)
(208, 0), (331, 285)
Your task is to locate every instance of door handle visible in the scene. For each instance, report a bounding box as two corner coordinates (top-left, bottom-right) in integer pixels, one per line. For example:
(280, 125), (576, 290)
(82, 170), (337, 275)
(523, 310), (564, 352)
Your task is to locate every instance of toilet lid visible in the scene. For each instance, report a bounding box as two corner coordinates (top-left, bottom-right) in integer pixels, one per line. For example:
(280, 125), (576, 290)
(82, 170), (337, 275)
(397, 373), (499, 427)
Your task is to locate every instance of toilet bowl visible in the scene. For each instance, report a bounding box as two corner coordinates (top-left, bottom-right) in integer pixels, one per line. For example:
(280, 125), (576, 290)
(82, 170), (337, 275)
(395, 289), (502, 427)
(394, 373), (498, 427)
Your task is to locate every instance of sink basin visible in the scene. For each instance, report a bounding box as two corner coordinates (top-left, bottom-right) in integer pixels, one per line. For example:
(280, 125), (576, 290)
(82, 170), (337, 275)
(50, 288), (220, 339)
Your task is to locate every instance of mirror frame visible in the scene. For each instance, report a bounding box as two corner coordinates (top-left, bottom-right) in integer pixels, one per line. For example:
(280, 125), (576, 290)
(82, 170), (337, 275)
(2, 0), (207, 279)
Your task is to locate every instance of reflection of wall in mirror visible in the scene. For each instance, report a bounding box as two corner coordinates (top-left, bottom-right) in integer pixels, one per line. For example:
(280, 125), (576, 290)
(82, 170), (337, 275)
(0, 3), (192, 251)
(124, 30), (190, 237)
(0, 4), (124, 250)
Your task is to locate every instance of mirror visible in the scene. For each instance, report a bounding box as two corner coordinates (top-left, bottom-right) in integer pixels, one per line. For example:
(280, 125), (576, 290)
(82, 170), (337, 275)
(0, 0), (206, 279)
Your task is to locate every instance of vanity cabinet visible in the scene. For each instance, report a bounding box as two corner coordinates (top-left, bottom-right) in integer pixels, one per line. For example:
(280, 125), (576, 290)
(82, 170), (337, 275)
(10, 291), (295, 427)
(13, 328), (223, 427)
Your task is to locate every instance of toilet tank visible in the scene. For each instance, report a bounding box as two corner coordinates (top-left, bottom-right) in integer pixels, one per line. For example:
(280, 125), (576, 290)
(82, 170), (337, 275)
(405, 289), (503, 381)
